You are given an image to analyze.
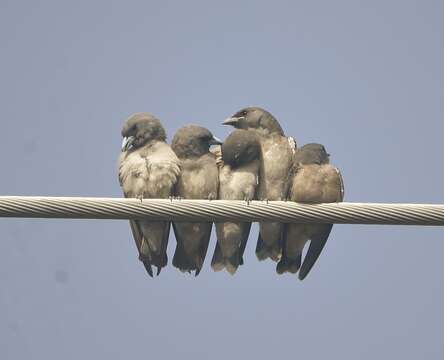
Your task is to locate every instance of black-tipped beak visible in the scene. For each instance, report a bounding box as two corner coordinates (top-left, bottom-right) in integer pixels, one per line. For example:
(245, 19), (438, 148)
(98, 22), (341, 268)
(209, 136), (223, 146)
(222, 116), (244, 126)
(121, 136), (135, 152)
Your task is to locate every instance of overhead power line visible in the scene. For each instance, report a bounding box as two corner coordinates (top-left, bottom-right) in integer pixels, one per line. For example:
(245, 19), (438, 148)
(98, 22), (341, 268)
(0, 196), (443, 225)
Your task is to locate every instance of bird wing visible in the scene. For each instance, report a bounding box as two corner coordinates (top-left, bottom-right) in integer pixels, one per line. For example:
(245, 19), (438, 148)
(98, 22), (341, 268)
(298, 164), (343, 280)
(298, 223), (333, 280)
(337, 167), (345, 201)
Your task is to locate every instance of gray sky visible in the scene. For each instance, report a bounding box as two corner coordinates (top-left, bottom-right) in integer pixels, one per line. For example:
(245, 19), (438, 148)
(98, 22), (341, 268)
(1, 1), (444, 359)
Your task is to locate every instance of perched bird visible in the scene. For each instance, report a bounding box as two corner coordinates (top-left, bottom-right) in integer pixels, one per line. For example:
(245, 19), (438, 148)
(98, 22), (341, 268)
(171, 125), (222, 275)
(277, 143), (344, 280)
(211, 129), (261, 274)
(118, 113), (180, 277)
(223, 107), (296, 262)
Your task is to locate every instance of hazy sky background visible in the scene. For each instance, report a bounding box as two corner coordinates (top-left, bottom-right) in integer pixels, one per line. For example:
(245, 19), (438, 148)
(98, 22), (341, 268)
(1, 1), (444, 359)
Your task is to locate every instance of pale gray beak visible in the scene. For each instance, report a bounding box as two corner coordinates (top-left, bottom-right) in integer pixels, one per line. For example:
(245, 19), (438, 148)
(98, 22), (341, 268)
(222, 116), (244, 126)
(121, 136), (135, 152)
(209, 136), (223, 146)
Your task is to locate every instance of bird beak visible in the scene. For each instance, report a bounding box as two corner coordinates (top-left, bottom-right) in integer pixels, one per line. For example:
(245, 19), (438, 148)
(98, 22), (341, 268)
(209, 136), (223, 146)
(222, 116), (244, 126)
(121, 136), (135, 152)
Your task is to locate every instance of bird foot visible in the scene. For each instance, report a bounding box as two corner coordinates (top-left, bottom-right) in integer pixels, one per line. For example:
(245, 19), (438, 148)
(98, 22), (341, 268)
(243, 195), (253, 206)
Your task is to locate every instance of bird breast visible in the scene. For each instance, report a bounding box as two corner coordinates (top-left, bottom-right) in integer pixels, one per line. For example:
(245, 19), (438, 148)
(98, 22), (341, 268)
(119, 142), (180, 198)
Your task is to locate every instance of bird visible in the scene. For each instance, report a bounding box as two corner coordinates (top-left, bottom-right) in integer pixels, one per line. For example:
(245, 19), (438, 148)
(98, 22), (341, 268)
(118, 113), (181, 277)
(171, 125), (222, 275)
(277, 143), (344, 280)
(211, 129), (261, 274)
(223, 107), (296, 262)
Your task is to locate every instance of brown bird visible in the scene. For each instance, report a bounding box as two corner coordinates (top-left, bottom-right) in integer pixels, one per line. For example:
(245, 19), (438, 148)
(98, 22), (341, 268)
(118, 113), (180, 277)
(277, 143), (344, 280)
(223, 107), (296, 262)
(211, 129), (261, 274)
(171, 125), (221, 276)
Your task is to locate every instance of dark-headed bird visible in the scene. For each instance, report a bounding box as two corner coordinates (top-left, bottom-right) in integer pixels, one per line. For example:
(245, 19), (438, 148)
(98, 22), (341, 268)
(223, 107), (296, 262)
(171, 125), (222, 276)
(118, 113), (181, 277)
(277, 143), (344, 280)
(211, 129), (261, 274)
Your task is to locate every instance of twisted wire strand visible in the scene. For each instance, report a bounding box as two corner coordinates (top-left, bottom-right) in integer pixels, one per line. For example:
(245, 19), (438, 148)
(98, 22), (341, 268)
(0, 196), (443, 225)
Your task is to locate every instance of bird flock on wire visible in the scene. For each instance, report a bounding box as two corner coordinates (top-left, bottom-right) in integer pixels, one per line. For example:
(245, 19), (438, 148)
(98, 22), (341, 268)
(118, 107), (344, 280)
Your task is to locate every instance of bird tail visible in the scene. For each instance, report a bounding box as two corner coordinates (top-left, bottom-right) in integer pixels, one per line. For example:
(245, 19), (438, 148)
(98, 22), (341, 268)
(172, 241), (193, 274)
(138, 255), (154, 277)
(224, 252), (241, 275)
(276, 254), (301, 274)
(255, 232), (281, 262)
(211, 242), (241, 275)
(172, 222), (211, 276)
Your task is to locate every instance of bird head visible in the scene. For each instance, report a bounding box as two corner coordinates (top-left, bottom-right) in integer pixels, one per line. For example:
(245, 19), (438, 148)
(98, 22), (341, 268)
(171, 124), (222, 158)
(121, 113), (167, 152)
(221, 129), (261, 168)
(223, 107), (284, 136)
(295, 143), (330, 165)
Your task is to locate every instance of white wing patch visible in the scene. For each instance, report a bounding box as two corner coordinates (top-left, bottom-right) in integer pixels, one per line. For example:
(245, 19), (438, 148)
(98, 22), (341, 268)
(335, 166), (345, 201)
(287, 136), (297, 155)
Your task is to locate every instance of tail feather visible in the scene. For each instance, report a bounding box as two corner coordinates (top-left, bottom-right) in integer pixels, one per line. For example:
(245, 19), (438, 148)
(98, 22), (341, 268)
(255, 233), (281, 262)
(172, 240), (193, 273)
(276, 254), (301, 274)
(224, 251), (241, 275)
(211, 241), (241, 274)
(211, 242), (225, 272)
(139, 255), (154, 277)
(172, 222), (212, 276)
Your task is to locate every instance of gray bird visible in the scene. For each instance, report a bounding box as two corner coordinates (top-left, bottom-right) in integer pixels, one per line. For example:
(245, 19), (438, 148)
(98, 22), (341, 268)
(171, 125), (222, 276)
(211, 129), (261, 274)
(223, 107), (296, 262)
(277, 143), (344, 280)
(118, 113), (181, 277)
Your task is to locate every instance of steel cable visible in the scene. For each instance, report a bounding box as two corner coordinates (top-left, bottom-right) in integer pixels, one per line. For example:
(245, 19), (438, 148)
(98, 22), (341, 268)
(0, 196), (443, 225)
